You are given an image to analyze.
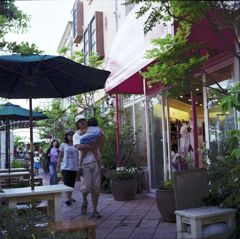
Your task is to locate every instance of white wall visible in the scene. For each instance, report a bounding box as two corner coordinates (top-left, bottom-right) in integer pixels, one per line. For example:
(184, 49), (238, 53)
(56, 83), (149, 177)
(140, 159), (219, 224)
(1, 131), (13, 169)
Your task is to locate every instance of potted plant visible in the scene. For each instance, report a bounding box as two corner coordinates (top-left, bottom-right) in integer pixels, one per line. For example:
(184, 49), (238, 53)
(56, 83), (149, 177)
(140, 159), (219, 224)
(109, 167), (141, 201)
(156, 179), (176, 222)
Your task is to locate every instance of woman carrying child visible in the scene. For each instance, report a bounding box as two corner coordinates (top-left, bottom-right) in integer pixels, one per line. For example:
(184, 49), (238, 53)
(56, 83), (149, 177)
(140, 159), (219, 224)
(73, 114), (104, 218)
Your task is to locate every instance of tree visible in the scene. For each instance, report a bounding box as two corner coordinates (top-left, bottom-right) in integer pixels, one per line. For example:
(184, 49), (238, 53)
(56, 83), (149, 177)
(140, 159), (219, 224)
(36, 99), (74, 143)
(58, 48), (104, 117)
(126, 0), (240, 96)
(0, 0), (42, 54)
(13, 134), (25, 152)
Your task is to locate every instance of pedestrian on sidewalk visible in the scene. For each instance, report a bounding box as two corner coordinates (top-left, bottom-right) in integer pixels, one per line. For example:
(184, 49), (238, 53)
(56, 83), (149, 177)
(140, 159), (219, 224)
(34, 151), (41, 177)
(46, 139), (59, 185)
(57, 129), (79, 206)
(73, 114), (104, 218)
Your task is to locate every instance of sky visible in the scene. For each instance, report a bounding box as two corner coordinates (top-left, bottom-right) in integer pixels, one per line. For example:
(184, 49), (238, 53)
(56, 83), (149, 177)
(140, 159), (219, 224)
(4, 0), (75, 142)
(7, 0), (74, 55)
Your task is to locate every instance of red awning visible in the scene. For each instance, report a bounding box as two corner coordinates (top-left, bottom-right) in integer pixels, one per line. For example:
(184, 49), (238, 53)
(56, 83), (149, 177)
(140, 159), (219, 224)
(105, 7), (235, 95)
(107, 71), (144, 94)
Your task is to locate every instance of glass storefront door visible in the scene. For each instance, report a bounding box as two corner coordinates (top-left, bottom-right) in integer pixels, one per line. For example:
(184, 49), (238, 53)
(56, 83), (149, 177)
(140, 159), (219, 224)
(147, 94), (164, 188)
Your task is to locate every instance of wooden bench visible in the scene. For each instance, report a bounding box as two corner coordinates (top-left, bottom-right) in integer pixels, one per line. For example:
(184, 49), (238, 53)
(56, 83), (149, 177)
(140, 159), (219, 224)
(55, 219), (96, 239)
(175, 206), (237, 239)
(34, 177), (43, 186)
(0, 172), (30, 188)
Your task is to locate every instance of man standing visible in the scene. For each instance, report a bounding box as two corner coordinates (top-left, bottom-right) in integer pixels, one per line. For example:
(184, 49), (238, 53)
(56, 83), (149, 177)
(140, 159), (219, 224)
(73, 114), (104, 218)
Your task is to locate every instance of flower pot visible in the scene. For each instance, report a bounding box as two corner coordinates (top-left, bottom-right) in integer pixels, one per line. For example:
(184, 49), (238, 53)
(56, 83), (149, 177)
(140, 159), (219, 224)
(110, 179), (138, 201)
(156, 189), (176, 222)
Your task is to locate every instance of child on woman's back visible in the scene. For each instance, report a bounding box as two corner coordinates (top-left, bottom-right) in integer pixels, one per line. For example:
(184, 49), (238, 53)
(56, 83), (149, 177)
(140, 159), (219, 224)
(79, 117), (102, 167)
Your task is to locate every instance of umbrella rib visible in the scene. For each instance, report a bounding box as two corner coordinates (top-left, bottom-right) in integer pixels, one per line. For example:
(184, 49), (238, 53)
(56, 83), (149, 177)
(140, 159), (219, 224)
(0, 62), (31, 98)
(45, 77), (65, 97)
(9, 77), (20, 98)
(0, 62), (24, 75)
(43, 61), (102, 88)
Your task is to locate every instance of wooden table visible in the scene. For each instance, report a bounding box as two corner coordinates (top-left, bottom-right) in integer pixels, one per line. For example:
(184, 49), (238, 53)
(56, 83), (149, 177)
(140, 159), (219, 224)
(0, 184), (73, 222)
(0, 171), (30, 187)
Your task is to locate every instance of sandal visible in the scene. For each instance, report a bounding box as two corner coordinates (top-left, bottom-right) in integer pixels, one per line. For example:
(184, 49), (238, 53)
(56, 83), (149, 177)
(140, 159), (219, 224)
(92, 211), (102, 218)
(81, 203), (88, 215)
(65, 200), (72, 206)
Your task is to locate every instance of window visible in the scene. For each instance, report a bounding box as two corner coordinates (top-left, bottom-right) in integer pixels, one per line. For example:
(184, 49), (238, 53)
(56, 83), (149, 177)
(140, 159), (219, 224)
(83, 11), (104, 64)
(72, 1), (83, 43)
(89, 16), (96, 52)
(83, 28), (89, 64)
(72, 7), (77, 39)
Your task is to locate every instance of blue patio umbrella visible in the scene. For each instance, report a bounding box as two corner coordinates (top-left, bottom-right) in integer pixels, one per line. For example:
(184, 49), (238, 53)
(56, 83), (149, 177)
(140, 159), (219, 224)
(0, 102), (47, 120)
(0, 102), (48, 187)
(0, 54), (111, 190)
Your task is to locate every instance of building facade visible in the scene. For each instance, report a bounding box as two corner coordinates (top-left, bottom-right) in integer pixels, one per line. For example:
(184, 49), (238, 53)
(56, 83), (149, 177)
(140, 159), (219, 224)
(59, 1), (239, 191)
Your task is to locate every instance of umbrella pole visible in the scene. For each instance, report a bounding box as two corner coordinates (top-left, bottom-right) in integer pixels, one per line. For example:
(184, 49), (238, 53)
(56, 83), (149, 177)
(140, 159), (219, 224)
(6, 120), (11, 187)
(29, 93), (35, 191)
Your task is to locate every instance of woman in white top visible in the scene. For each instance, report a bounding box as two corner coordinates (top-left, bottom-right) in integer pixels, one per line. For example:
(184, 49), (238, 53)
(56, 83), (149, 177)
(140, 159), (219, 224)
(57, 129), (79, 206)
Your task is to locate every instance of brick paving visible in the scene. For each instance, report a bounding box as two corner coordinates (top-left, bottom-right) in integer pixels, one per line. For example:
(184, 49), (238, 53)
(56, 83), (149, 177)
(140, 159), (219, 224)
(41, 169), (177, 239)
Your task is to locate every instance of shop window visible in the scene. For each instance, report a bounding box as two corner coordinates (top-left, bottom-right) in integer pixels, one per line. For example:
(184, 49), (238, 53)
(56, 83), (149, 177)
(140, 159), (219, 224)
(122, 100), (147, 168)
(134, 101), (147, 167)
(72, 0), (84, 44)
(206, 64), (236, 153)
(83, 11), (104, 64)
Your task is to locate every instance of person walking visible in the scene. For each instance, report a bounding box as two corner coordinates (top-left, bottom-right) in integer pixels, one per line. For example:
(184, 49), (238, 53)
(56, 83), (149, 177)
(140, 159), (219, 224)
(57, 129), (79, 206)
(33, 151), (41, 177)
(46, 139), (59, 185)
(73, 114), (104, 218)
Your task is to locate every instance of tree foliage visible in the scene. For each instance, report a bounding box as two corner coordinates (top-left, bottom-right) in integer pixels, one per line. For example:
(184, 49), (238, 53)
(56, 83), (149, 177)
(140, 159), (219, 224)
(36, 99), (75, 143)
(126, 0), (240, 96)
(0, 0), (42, 54)
(58, 48), (104, 117)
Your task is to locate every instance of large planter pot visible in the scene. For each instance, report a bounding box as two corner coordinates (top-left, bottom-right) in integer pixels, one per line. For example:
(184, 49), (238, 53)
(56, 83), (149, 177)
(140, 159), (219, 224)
(110, 179), (138, 201)
(156, 189), (176, 222)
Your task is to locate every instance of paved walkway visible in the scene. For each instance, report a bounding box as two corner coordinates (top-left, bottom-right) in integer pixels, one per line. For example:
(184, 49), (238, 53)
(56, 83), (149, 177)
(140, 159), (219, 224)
(41, 170), (177, 239)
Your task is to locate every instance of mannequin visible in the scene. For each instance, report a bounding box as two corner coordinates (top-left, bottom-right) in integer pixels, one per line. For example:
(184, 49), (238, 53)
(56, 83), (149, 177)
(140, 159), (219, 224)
(179, 121), (189, 157)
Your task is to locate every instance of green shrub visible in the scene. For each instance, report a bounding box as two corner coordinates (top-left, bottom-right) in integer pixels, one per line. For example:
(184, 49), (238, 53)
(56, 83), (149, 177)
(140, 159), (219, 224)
(204, 130), (240, 238)
(0, 206), (54, 239)
(11, 159), (29, 169)
(0, 205), (87, 239)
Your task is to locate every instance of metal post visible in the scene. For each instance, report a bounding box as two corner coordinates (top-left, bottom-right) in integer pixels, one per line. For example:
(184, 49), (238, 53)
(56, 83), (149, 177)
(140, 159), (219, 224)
(29, 92), (34, 190)
(191, 89), (199, 168)
(116, 94), (121, 167)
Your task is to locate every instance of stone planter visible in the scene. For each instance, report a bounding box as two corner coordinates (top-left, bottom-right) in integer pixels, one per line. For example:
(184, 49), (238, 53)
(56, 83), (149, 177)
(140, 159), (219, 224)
(110, 179), (138, 201)
(156, 189), (176, 222)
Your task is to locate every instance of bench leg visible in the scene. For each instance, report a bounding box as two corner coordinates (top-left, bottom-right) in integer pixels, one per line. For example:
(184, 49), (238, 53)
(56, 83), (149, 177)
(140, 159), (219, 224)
(191, 219), (202, 239)
(48, 194), (62, 222)
(176, 215), (184, 239)
(227, 214), (236, 235)
(88, 227), (96, 239)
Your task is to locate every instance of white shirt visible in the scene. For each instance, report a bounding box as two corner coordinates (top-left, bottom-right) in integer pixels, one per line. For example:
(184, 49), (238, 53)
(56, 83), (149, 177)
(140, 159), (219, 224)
(73, 131), (96, 165)
(59, 143), (79, 171)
